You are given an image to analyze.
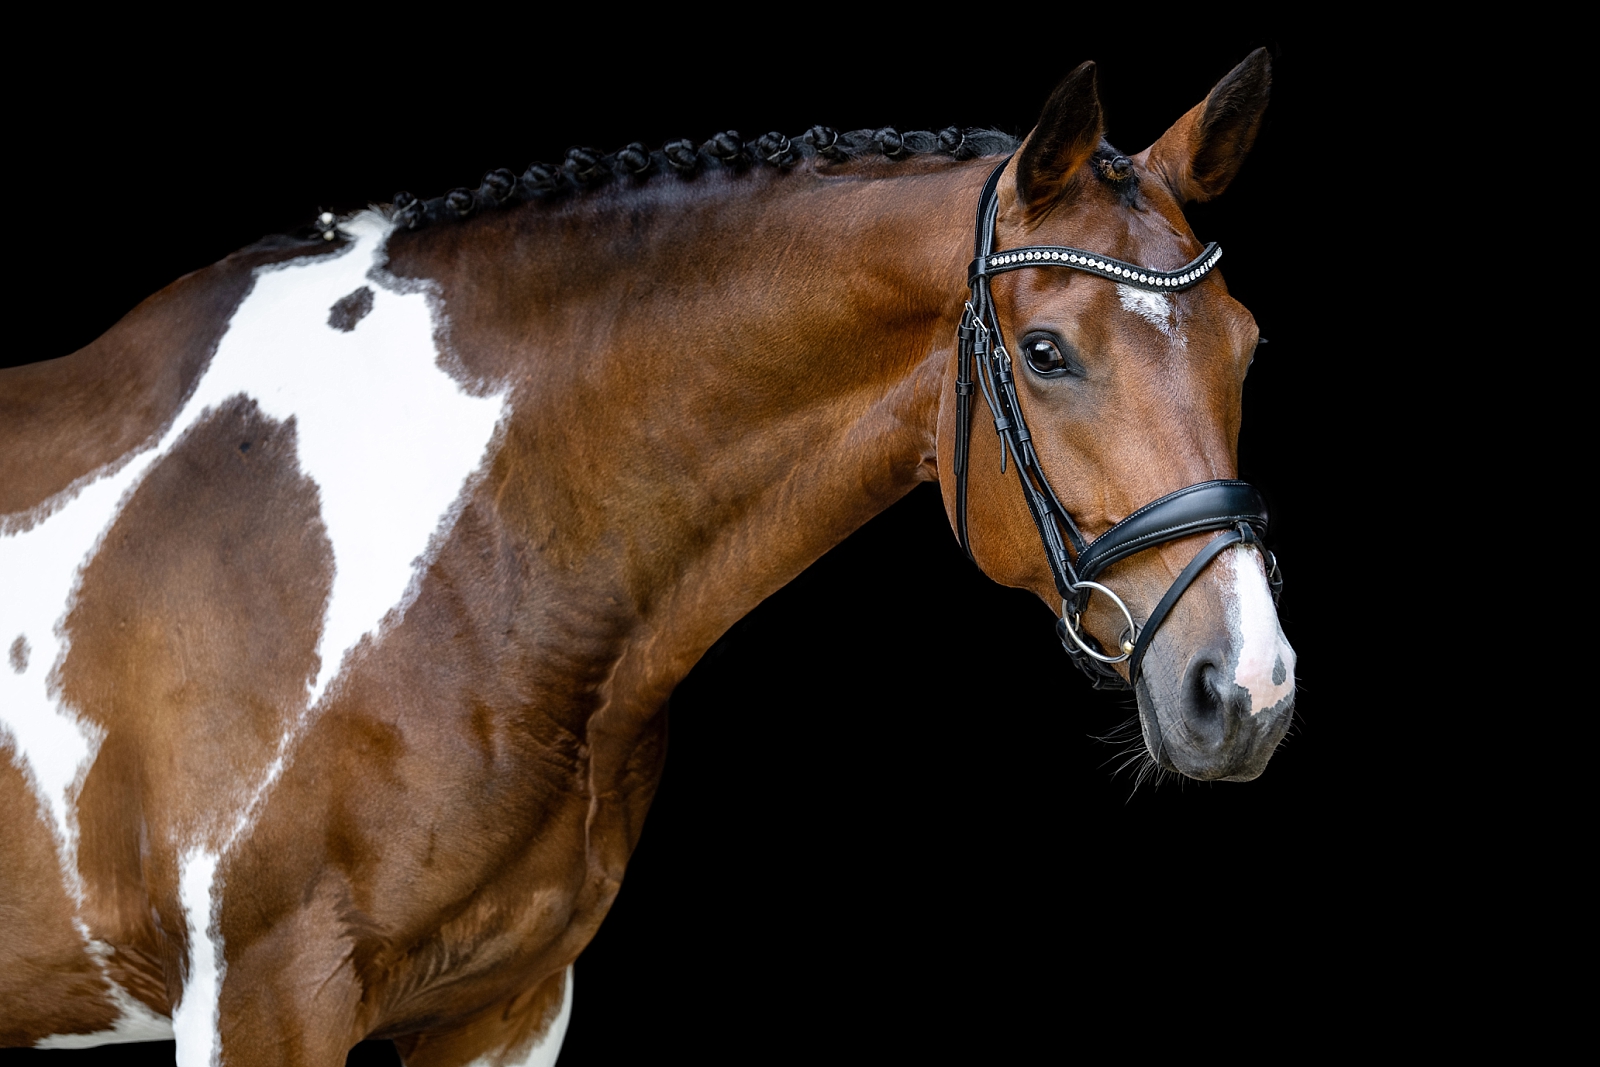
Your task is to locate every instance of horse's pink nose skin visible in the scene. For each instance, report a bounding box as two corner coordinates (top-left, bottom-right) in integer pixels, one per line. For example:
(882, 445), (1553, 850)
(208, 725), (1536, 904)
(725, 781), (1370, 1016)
(1138, 642), (1295, 782)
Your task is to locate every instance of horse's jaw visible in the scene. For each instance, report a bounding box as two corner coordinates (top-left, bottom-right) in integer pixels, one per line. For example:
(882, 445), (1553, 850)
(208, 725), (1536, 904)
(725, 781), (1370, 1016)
(1130, 545), (1297, 782)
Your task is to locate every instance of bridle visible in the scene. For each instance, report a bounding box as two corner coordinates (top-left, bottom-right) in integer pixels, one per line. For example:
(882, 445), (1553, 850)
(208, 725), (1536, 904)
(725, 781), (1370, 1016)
(953, 158), (1281, 690)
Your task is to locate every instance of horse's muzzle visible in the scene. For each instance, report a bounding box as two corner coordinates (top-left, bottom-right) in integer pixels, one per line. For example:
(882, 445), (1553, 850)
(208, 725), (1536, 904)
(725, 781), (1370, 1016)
(1136, 640), (1296, 782)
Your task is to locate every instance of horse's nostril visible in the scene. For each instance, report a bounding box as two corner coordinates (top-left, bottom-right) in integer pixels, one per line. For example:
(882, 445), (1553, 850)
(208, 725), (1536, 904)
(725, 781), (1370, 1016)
(1181, 647), (1246, 747)
(1187, 657), (1221, 719)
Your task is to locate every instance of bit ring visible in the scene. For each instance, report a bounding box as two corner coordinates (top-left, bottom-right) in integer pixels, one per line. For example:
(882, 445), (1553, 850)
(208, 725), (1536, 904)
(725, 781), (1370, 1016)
(1060, 581), (1138, 664)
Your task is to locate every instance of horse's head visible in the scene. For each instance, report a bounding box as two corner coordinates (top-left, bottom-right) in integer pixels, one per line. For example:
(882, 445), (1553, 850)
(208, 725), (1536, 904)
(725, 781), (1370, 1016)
(941, 51), (1293, 782)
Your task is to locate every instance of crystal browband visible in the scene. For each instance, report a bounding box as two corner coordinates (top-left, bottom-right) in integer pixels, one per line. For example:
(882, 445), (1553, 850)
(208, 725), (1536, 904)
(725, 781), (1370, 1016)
(968, 241), (1221, 293)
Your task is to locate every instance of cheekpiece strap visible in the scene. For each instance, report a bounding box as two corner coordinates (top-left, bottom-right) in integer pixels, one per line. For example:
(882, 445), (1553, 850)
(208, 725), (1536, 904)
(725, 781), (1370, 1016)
(952, 160), (1015, 561)
(969, 242), (1222, 293)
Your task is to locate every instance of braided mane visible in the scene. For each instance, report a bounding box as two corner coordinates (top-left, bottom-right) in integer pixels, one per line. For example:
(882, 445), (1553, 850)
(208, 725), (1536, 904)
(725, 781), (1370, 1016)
(376, 126), (1020, 234)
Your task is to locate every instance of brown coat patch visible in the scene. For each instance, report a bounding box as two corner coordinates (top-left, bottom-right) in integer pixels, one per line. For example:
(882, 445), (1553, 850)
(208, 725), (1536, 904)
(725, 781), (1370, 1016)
(62, 396), (332, 1006)
(0, 741), (118, 1044)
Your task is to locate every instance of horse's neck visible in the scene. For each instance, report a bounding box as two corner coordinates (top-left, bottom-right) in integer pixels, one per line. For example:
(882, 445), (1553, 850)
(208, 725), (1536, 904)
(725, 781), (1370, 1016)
(390, 162), (985, 692)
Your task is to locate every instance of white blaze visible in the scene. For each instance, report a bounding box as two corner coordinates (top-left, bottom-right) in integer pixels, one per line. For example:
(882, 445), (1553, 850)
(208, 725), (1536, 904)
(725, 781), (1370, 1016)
(3, 211), (506, 1051)
(1220, 546), (1295, 714)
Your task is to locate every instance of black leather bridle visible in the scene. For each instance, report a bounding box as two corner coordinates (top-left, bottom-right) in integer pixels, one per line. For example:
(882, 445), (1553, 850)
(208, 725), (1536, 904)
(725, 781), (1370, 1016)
(953, 159), (1281, 690)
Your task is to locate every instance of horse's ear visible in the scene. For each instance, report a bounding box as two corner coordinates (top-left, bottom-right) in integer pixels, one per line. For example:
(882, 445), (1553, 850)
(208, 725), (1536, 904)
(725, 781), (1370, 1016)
(1134, 48), (1272, 204)
(1015, 62), (1105, 215)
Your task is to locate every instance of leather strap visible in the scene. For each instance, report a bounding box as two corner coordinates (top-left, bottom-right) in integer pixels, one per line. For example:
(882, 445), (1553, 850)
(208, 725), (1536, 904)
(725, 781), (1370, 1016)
(953, 160), (1012, 561)
(1125, 527), (1243, 683)
(1075, 481), (1267, 584)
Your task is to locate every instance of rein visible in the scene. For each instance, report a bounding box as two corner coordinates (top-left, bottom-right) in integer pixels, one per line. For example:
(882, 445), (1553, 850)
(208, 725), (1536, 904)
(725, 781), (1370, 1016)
(953, 159), (1281, 690)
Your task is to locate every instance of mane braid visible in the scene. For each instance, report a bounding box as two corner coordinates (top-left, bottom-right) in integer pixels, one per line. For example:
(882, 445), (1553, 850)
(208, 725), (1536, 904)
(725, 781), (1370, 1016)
(379, 126), (1019, 233)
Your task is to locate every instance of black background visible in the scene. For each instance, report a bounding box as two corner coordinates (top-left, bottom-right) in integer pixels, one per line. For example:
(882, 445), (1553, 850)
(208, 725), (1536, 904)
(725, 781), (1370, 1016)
(4, 19), (1404, 1066)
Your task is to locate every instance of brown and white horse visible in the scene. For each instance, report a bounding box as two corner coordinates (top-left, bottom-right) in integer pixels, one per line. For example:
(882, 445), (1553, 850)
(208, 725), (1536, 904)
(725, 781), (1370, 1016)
(2, 52), (1291, 1064)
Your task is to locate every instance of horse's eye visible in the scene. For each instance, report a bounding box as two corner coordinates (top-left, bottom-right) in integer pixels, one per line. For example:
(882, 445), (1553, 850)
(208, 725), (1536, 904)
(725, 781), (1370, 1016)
(1024, 338), (1067, 375)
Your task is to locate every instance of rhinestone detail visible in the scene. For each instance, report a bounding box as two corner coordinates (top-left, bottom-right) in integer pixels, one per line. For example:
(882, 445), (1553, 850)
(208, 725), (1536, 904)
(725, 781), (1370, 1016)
(980, 242), (1220, 292)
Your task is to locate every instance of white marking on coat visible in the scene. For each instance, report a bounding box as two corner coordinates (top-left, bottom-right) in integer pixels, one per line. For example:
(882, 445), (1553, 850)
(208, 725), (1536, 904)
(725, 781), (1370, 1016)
(197, 214), (506, 707)
(35, 943), (175, 1046)
(1117, 284), (1185, 345)
(1220, 546), (1295, 714)
(172, 849), (223, 1067)
(458, 965), (574, 1067)
(1, 210), (506, 1050)
(0, 451), (125, 908)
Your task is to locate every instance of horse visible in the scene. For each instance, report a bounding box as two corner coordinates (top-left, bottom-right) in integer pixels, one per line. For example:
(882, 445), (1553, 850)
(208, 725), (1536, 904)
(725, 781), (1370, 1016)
(1, 50), (1293, 1065)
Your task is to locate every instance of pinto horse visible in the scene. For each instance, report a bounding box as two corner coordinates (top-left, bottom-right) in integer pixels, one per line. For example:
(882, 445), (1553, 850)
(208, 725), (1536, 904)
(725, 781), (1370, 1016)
(2, 51), (1292, 1064)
